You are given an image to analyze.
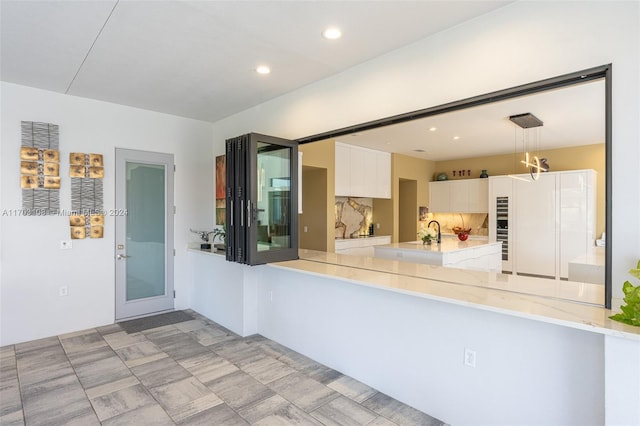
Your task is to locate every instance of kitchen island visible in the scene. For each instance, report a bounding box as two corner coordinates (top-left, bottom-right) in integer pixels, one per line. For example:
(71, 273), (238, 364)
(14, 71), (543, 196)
(374, 239), (502, 272)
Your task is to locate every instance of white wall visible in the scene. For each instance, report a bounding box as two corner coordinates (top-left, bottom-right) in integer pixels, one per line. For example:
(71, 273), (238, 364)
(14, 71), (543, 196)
(189, 250), (258, 336)
(257, 265), (605, 426)
(0, 82), (214, 345)
(210, 1), (640, 298)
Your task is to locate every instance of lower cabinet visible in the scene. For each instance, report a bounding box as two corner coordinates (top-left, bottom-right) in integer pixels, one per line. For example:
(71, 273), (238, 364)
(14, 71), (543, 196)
(335, 236), (391, 256)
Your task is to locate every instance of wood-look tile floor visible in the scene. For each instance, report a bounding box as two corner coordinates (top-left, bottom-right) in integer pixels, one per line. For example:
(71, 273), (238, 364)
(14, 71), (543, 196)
(0, 310), (447, 426)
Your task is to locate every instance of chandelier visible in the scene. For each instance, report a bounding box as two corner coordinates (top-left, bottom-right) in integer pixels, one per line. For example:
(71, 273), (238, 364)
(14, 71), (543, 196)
(509, 112), (548, 181)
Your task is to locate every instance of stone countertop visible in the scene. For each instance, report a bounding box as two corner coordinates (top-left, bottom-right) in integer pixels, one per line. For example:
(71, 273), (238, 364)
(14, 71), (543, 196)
(264, 249), (639, 341)
(376, 239), (501, 253)
(186, 246), (640, 340)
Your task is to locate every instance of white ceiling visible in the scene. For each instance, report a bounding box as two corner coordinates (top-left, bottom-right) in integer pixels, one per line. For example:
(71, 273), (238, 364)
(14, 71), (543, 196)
(1, 0), (512, 123)
(337, 79), (606, 161)
(1, 1), (604, 162)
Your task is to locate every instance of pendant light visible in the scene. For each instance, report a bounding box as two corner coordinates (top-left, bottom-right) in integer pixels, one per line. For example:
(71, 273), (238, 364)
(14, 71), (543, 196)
(508, 112), (546, 181)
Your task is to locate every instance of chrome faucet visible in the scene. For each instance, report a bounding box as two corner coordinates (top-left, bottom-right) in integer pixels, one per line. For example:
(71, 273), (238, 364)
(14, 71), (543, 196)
(427, 220), (441, 243)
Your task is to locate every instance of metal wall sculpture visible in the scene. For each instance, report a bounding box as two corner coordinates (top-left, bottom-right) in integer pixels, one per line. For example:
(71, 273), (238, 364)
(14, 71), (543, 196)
(20, 121), (60, 214)
(69, 152), (104, 239)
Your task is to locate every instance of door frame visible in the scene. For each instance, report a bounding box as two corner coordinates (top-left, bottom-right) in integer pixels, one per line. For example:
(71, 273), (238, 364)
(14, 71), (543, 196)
(114, 148), (175, 321)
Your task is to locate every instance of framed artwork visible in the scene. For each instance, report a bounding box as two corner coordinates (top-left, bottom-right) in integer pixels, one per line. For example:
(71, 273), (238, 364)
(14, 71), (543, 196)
(215, 155), (226, 225)
(419, 206), (429, 221)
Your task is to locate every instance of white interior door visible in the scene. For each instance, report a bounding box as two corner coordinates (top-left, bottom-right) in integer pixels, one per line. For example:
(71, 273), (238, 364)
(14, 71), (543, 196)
(115, 148), (174, 320)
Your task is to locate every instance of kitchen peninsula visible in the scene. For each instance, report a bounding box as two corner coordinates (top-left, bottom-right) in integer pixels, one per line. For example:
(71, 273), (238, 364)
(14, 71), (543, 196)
(374, 239), (502, 272)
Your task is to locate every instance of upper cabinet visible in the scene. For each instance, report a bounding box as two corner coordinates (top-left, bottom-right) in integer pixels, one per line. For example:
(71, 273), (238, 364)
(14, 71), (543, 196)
(335, 142), (391, 199)
(429, 178), (488, 213)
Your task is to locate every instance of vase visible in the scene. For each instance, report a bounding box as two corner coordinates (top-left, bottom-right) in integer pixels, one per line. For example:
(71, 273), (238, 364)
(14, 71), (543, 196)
(422, 238), (432, 245)
(480, 169), (488, 178)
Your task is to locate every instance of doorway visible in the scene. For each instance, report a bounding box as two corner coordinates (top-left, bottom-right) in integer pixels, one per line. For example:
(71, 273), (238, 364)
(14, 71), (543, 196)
(299, 166), (328, 251)
(399, 179), (418, 242)
(115, 149), (174, 321)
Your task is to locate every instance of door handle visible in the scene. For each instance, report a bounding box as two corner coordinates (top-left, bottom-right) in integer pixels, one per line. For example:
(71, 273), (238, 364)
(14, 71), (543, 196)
(116, 254), (130, 260)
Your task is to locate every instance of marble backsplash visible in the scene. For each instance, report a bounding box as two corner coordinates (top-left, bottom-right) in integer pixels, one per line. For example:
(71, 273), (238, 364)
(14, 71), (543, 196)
(425, 212), (489, 236)
(335, 197), (373, 238)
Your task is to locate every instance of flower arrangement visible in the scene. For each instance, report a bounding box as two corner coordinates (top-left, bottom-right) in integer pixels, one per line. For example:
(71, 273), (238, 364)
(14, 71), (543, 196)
(418, 227), (437, 244)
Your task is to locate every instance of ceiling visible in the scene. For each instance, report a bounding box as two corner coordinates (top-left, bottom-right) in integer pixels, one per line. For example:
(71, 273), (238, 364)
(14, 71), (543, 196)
(2, 1), (603, 162)
(336, 79), (606, 161)
(1, 0), (512, 123)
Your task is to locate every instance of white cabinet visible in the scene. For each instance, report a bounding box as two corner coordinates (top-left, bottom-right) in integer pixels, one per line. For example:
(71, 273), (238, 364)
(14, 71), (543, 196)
(428, 181), (451, 212)
(560, 171), (596, 278)
(429, 179), (488, 213)
(335, 236), (392, 256)
(467, 179), (489, 212)
(514, 173), (557, 278)
(335, 143), (350, 196)
(488, 170), (596, 280)
(428, 181), (449, 212)
(335, 142), (391, 199)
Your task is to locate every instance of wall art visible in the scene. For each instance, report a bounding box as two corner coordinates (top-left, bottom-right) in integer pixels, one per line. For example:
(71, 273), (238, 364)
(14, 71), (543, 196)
(20, 121), (60, 214)
(69, 153), (104, 239)
(215, 154), (226, 225)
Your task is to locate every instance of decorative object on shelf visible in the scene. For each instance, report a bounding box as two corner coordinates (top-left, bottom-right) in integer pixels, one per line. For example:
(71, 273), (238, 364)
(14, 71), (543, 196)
(509, 112), (548, 181)
(20, 121), (60, 215)
(212, 225), (226, 251)
(480, 169), (489, 178)
(436, 172), (448, 181)
(191, 228), (214, 250)
(609, 259), (640, 327)
(70, 152), (104, 239)
(418, 227), (437, 245)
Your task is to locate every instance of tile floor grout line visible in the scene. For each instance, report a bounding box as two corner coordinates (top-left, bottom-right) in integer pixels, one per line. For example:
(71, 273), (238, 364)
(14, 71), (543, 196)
(109, 327), (179, 425)
(57, 329), (124, 425)
(11, 345), (27, 426)
(11, 311), (445, 425)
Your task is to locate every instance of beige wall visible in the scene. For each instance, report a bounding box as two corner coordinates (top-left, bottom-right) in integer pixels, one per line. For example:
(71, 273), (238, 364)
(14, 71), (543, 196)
(299, 167), (328, 251)
(399, 179), (418, 242)
(299, 139), (335, 252)
(376, 154), (436, 243)
(434, 144), (606, 236)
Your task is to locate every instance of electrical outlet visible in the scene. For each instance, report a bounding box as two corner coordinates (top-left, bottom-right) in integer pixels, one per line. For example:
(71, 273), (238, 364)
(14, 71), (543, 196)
(59, 286), (69, 297)
(464, 348), (476, 368)
(376, 223), (380, 229)
(60, 240), (72, 250)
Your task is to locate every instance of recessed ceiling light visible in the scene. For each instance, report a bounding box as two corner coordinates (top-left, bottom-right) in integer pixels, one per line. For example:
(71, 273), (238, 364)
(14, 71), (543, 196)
(322, 27), (342, 40)
(256, 65), (271, 75)
(453, 136), (460, 140)
(429, 127), (437, 132)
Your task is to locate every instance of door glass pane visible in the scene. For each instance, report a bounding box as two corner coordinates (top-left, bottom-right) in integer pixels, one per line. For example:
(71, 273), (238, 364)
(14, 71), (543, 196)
(126, 162), (165, 300)
(256, 142), (291, 252)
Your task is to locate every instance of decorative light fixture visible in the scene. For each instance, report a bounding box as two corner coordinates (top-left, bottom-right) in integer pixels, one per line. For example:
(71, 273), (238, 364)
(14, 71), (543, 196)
(509, 112), (546, 181)
(322, 27), (342, 40)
